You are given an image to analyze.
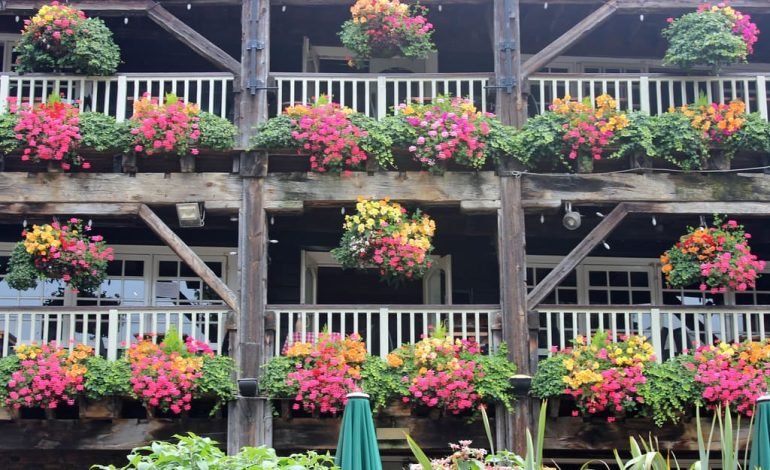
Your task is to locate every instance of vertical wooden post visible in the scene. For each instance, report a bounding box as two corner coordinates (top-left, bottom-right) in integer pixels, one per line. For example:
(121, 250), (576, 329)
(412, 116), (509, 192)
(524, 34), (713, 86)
(228, 174), (269, 453)
(498, 174), (531, 457)
(494, 0), (531, 456)
(229, 0), (271, 454)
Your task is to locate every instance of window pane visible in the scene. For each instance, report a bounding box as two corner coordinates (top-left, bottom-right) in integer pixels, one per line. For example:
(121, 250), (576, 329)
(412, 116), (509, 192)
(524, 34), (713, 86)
(609, 271), (629, 287)
(159, 261), (177, 277)
(589, 271), (607, 287)
(124, 260), (144, 277)
(630, 272), (649, 287)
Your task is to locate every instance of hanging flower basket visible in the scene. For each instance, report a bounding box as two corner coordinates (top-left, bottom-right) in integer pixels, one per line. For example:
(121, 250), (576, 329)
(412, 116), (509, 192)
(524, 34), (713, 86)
(663, 2), (759, 73)
(5, 218), (113, 293)
(332, 197), (435, 283)
(14, 1), (120, 76)
(661, 216), (765, 294)
(339, 0), (435, 68)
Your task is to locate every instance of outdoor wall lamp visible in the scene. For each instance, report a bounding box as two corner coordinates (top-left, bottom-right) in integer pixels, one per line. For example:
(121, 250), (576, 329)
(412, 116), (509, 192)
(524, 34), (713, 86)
(562, 202), (581, 230)
(176, 202), (205, 228)
(510, 374), (533, 398)
(238, 378), (259, 397)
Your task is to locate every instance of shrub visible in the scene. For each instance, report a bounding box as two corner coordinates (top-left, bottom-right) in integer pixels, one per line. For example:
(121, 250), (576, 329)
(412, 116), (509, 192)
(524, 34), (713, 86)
(198, 112), (237, 151)
(79, 112), (133, 153)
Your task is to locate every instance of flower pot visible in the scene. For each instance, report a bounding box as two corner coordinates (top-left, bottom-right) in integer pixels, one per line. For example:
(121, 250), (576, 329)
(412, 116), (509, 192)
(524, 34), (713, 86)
(78, 397), (120, 419)
(577, 156), (594, 174)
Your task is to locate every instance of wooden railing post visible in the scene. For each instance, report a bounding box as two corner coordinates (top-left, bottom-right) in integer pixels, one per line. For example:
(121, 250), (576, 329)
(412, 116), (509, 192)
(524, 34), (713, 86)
(0, 75), (10, 114)
(639, 76), (651, 114)
(107, 309), (120, 361)
(757, 75), (768, 121)
(650, 308), (663, 363)
(115, 76), (128, 123)
(379, 307), (389, 358)
(376, 75), (387, 120)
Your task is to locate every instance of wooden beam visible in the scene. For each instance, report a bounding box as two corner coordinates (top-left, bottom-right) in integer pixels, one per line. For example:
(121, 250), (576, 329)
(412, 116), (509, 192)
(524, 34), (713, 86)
(498, 175), (530, 456)
(493, 0), (526, 127)
(522, 1), (618, 78)
(264, 172), (501, 206)
(0, 173), (242, 208)
(137, 204), (240, 312)
(527, 203), (629, 309)
(2, 1), (152, 14)
(521, 173), (770, 209)
(235, 0), (271, 147)
(0, 418), (226, 450)
(228, 178), (269, 453)
(0, 203), (140, 215)
(146, 3), (240, 74)
(520, 0), (770, 9)
(624, 202), (770, 215)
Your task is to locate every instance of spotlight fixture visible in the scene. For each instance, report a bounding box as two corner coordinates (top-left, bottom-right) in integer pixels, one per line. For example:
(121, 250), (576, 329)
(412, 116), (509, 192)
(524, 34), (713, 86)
(596, 211), (605, 218)
(603, 240), (611, 250)
(562, 203), (581, 230)
(540, 214), (545, 224)
(175, 202), (205, 228)
(652, 216), (657, 227)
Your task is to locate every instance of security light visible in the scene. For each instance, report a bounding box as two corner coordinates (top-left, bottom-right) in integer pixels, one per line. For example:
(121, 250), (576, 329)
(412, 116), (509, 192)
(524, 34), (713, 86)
(237, 378), (258, 397)
(175, 202), (205, 228)
(562, 202), (581, 230)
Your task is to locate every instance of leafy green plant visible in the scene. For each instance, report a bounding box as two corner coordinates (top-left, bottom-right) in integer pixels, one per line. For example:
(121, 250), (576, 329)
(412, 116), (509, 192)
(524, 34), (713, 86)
(196, 354), (237, 414)
(348, 112), (395, 169)
(259, 355), (297, 406)
(83, 356), (132, 400)
(91, 432), (340, 470)
(610, 112), (657, 163)
(359, 355), (405, 410)
(511, 111), (570, 171)
(530, 354), (568, 400)
(0, 112), (19, 153)
(726, 112), (770, 158)
(0, 355), (20, 406)
(648, 111), (709, 170)
(474, 344), (519, 410)
(638, 356), (701, 427)
(3, 243), (39, 291)
(15, 3), (120, 75)
(78, 112), (133, 152)
(250, 113), (296, 150)
(198, 112), (237, 151)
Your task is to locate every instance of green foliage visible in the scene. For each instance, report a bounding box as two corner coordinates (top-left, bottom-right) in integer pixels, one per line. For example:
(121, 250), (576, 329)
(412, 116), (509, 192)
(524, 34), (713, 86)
(348, 112), (395, 169)
(91, 433), (340, 470)
(83, 356), (132, 400)
(663, 11), (747, 72)
(0, 355), (20, 404)
(726, 112), (770, 158)
(259, 355), (298, 404)
(250, 113), (297, 150)
(0, 113), (19, 153)
(196, 355), (237, 414)
(472, 344), (518, 410)
(511, 111), (571, 171)
(638, 356), (701, 427)
(530, 354), (567, 399)
(610, 112), (657, 161)
(648, 111), (709, 170)
(359, 355), (405, 410)
(16, 17), (120, 75)
(78, 112), (133, 152)
(483, 117), (522, 166)
(160, 326), (186, 355)
(4, 242), (41, 291)
(198, 112), (237, 151)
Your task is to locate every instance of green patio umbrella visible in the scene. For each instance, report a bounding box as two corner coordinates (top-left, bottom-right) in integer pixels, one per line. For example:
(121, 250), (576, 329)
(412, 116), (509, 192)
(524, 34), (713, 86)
(750, 395), (770, 470)
(335, 392), (383, 470)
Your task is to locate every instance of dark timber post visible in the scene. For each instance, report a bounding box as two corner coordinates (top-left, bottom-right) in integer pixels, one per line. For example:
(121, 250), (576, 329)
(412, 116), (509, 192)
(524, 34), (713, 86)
(229, 0), (271, 454)
(494, 0), (532, 457)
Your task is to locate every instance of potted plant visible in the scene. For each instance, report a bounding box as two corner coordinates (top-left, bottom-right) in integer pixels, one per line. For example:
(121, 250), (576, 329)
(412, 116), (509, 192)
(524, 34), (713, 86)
(14, 1), (121, 75)
(514, 94), (629, 173)
(126, 327), (235, 417)
(660, 216), (765, 294)
(80, 356), (132, 419)
(5, 218), (113, 294)
(250, 96), (393, 174)
(260, 333), (392, 416)
(532, 332), (655, 422)
(663, 2), (759, 74)
(331, 197), (435, 283)
(339, 0), (435, 68)
(383, 95), (519, 172)
(385, 324), (518, 416)
(0, 342), (91, 418)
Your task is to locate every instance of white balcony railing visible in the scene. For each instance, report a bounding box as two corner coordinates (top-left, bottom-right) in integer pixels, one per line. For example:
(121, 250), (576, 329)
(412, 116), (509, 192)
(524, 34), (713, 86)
(270, 72), (493, 119)
(537, 305), (770, 362)
(529, 73), (770, 120)
(268, 304), (501, 358)
(0, 306), (230, 360)
(0, 72), (235, 121)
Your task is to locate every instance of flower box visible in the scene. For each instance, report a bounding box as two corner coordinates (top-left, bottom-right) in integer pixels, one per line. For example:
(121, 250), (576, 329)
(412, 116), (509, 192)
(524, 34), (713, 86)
(0, 406), (15, 421)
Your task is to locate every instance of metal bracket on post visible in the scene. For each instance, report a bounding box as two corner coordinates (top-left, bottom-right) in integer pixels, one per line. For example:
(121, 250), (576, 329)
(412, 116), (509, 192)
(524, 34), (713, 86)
(247, 0), (261, 95)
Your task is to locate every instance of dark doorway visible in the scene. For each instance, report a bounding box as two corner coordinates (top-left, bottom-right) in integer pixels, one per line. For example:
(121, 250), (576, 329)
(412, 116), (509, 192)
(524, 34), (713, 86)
(316, 267), (423, 304)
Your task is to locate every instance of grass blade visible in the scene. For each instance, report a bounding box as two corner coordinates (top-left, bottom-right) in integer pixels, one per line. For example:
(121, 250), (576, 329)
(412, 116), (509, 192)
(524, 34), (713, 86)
(405, 434), (432, 470)
(480, 405), (495, 457)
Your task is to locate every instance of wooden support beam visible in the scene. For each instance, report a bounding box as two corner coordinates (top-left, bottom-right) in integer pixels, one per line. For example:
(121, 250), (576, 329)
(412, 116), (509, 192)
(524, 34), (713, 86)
(0, 203), (140, 216)
(3, 1), (153, 14)
(146, 3), (240, 74)
(527, 203), (629, 309)
(624, 202), (770, 216)
(0, 173), (242, 208)
(137, 204), (240, 312)
(228, 178), (270, 453)
(264, 172), (501, 206)
(493, 0), (527, 127)
(522, 1), (618, 78)
(498, 175), (530, 456)
(521, 173), (770, 209)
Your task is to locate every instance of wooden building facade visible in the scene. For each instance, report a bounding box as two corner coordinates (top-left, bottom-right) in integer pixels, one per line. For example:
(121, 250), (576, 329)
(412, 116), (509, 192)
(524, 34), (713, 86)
(0, 0), (770, 468)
